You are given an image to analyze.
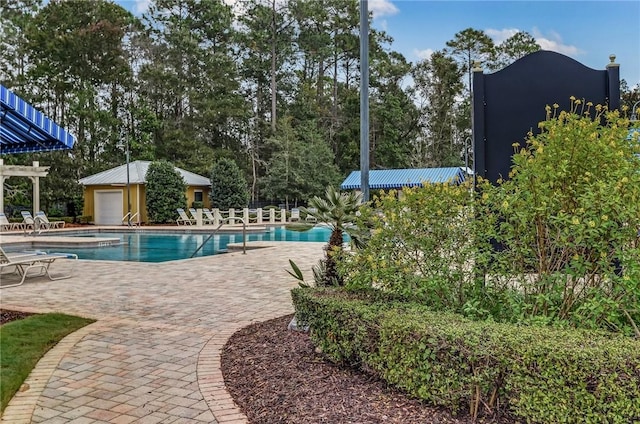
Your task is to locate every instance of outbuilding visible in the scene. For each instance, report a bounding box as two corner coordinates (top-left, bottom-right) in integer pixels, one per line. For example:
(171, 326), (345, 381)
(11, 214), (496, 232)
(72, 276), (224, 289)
(79, 161), (211, 225)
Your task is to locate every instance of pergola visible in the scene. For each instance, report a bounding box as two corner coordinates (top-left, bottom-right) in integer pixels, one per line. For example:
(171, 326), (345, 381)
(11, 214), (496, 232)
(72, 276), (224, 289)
(0, 159), (49, 215)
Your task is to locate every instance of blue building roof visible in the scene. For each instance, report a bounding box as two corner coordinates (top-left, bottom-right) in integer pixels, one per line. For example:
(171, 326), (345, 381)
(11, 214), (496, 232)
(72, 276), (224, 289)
(340, 167), (466, 190)
(1, 85), (75, 154)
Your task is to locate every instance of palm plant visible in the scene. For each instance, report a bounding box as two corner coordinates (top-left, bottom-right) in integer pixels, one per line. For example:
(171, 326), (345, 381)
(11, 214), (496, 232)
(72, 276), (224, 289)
(302, 187), (362, 286)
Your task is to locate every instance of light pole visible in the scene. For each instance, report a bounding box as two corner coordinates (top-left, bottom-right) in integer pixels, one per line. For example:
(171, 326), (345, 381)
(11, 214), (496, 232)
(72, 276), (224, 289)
(118, 139), (131, 226)
(125, 139), (131, 227)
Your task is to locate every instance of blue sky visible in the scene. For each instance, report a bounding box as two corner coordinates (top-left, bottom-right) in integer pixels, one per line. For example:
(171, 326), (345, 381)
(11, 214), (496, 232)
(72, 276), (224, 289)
(121, 0), (639, 87)
(370, 0), (639, 86)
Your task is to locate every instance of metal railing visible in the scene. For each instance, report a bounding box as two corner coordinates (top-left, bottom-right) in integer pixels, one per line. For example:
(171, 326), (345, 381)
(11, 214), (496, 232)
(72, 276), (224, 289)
(122, 212), (139, 227)
(191, 217), (246, 258)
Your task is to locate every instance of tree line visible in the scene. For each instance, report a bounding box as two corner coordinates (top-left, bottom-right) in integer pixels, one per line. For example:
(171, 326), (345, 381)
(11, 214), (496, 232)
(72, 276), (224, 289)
(1, 0), (637, 214)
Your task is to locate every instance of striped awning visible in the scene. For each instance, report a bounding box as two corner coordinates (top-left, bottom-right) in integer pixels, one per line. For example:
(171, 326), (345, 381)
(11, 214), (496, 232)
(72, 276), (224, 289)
(340, 167), (466, 190)
(0, 85), (75, 154)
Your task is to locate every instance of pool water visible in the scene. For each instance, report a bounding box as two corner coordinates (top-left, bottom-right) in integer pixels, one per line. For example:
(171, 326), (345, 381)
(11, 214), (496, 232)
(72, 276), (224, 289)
(43, 226), (337, 262)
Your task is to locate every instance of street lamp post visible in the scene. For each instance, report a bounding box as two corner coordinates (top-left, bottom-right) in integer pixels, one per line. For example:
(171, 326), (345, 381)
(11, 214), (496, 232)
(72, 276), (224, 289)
(118, 139), (132, 227)
(125, 139), (131, 227)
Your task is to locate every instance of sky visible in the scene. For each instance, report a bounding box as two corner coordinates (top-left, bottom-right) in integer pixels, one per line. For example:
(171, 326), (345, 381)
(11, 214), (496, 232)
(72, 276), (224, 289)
(120, 0), (640, 87)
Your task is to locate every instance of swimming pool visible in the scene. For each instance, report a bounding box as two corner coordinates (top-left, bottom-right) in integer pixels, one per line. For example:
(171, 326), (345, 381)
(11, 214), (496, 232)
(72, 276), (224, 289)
(37, 226), (336, 262)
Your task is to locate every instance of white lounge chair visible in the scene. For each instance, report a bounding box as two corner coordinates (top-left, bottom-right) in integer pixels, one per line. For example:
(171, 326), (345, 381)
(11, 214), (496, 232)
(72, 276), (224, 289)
(176, 208), (195, 225)
(20, 210), (40, 231)
(35, 211), (65, 229)
(189, 208), (214, 225)
(0, 246), (78, 289)
(203, 208), (219, 225)
(305, 207), (318, 223)
(0, 212), (23, 231)
(290, 208), (300, 222)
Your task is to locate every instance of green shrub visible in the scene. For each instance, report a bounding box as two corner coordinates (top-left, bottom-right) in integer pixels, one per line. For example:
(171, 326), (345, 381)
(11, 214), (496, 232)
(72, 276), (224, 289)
(209, 158), (249, 210)
(145, 161), (187, 223)
(77, 215), (92, 224)
(476, 102), (640, 333)
(336, 101), (640, 335)
(292, 288), (640, 423)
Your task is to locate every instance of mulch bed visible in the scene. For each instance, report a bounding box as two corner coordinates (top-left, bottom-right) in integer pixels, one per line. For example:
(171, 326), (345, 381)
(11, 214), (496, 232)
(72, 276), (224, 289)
(221, 314), (505, 424)
(0, 309), (34, 325)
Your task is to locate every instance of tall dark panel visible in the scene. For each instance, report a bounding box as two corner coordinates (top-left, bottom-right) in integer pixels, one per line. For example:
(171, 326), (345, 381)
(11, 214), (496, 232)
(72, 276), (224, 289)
(473, 51), (620, 183)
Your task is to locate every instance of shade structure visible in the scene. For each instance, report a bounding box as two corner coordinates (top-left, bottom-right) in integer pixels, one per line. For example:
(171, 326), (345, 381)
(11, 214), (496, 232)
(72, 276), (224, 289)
(341, 167), (466, 190)
(0, 85), (75, 154)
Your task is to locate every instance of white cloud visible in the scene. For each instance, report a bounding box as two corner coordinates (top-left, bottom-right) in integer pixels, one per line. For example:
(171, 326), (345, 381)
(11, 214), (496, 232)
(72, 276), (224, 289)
(134, 0), (150, 14)
(414, 48), (434, 60)
(369, 0), (399, 18)
(485, 28), (520, 45)
(532, 27), (582, 57)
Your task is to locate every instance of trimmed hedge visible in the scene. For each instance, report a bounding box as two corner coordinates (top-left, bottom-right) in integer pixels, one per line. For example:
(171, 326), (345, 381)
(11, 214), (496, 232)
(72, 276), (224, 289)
(291, 288), (640, 423)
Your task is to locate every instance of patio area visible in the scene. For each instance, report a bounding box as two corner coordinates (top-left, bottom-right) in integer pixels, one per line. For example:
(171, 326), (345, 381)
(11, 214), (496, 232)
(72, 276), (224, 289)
(0, 241), (324, 423)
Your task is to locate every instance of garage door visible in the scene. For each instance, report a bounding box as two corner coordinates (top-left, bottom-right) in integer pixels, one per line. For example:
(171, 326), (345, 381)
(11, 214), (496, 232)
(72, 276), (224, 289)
(94, 191), (123, 225)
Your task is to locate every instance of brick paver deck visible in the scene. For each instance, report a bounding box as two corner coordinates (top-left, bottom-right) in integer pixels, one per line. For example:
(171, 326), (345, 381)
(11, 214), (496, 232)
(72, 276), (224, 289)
(0, 241), (324, 423)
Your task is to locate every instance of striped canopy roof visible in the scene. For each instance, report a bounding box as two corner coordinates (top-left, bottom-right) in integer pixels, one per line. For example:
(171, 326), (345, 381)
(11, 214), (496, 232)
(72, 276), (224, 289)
(340, 167), (466, 190)
(1, 85), (76, 154)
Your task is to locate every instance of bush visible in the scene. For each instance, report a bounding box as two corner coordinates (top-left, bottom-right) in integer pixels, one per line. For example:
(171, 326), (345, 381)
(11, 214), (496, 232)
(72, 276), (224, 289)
(292, 288), (640, 423)
(145, 161), (187, 223)
(209, 158), (249, 210)
(337, 101), (640, 335)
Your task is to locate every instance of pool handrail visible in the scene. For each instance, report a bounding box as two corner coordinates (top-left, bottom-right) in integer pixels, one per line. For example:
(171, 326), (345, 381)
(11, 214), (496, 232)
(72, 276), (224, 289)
(190, 217), (246, 258)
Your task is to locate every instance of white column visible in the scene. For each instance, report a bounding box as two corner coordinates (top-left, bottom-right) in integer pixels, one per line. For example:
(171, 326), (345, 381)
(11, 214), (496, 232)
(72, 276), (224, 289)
(243, 208), (249, 224)
(280, 208), (286, 223)
(196, 208), (203, 226)
(257, 208), (263, 224)
(269, 208), (275, 224)
(229, 208), (235, 224)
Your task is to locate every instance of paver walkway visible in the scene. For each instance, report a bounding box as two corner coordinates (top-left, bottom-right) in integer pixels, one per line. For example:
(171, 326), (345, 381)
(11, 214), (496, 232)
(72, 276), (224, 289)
(0, 242), (324, 423)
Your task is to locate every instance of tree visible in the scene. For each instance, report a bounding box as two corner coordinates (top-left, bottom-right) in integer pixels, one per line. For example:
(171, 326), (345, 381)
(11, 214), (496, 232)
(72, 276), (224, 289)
(210, 158), (249, 210)
(411, 51), (464, 167)
(145, 161), (187, 223)
(490, 31), (540, 71)
(303, 187), (362, 286)
(445, 28), (495, 90)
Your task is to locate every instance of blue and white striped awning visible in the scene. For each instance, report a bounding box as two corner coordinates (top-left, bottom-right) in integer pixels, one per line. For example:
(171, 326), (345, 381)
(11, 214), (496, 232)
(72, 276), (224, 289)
(340, 167), (466, 190)
(1, 85), (75, 154)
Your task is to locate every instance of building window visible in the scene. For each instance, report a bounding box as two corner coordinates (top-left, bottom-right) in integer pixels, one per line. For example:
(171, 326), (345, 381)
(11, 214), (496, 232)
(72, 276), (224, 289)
(194, 191), (203, 202)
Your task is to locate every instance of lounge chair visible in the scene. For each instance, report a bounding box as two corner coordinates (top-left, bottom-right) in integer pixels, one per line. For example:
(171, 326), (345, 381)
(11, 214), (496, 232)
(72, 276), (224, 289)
(176, 208), (195, 225)
(203, 208), (219, 225)
(35, 211), (65, 229)
(20, 210), (39, 231)
(0, 246), (78, 289)
(189, 208), (214, 225)
(305, 207), (318, 223)
(0, 212), (23, 231)
(290, 208), (300, 222)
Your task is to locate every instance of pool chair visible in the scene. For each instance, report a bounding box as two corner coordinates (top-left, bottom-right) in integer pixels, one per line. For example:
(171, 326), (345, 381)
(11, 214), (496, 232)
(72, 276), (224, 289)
(305, 207), (318, 223)
(290, 208), (300, 222)
(20, 210), (39, 232)
(0, 212), (23, 231)
(189, 208), (214, 225)
(176, 208), (195, 225)
(35, 211), (65, 229)
(203, 208), (219, 225)
(0, 246), (78, 289)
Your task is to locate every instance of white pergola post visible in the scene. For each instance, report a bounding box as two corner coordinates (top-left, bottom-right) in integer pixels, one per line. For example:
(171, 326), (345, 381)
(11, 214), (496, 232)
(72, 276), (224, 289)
(0, 159), (49, 215)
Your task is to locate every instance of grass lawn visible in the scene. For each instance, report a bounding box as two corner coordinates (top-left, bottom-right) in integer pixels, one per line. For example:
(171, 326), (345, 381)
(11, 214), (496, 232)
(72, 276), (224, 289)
(0, 313), (95, 412)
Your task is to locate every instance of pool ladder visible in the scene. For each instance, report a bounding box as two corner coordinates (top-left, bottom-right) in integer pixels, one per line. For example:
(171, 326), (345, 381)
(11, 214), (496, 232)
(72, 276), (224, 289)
(190, 217), (246, 258)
